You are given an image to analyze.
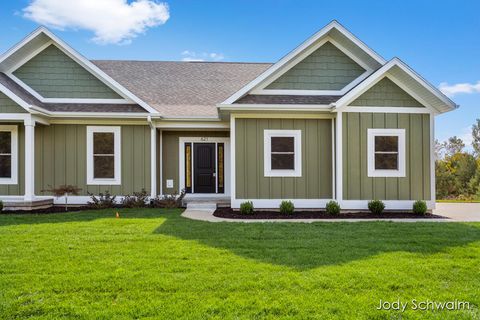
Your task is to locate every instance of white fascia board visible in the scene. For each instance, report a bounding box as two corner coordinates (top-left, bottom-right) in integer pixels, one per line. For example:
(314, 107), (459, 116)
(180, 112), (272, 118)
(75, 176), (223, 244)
(221, 20), (386, 105)
(218, 104), (332, 111)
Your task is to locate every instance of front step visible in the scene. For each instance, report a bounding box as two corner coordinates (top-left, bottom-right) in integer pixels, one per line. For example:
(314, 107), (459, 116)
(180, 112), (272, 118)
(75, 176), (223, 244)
(186, 201), (218, 211)
(3, 198), (54, 211)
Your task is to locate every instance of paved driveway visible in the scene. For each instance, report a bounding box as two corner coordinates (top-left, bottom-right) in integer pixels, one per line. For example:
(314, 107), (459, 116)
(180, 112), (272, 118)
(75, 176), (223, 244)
(434, 203), (480, 221)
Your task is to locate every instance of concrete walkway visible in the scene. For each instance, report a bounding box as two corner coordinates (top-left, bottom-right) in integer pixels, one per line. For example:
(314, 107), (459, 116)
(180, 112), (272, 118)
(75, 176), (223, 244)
(181, 203), (480, 223)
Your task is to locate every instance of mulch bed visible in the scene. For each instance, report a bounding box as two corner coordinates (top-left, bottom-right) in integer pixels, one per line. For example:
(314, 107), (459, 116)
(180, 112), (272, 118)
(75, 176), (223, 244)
(1, 206), (94, 215)
(214, 207), (447, 219)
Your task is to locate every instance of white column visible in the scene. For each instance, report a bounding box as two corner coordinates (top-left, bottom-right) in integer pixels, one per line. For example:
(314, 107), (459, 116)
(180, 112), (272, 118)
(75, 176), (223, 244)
(24, 117), (36, 202)
(150, 126), (157, 198)
(335, 112), (343, 203)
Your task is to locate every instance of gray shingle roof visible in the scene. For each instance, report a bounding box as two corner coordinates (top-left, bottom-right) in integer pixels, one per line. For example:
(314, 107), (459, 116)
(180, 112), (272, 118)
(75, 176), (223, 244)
(92, 60), (272, 117)
(0, 73), (145, 113)
(236, 94), (341, 105)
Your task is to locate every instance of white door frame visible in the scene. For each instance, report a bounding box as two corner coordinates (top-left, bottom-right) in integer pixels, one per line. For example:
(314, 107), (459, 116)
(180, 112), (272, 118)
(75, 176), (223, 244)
(178, 137), (230, 197)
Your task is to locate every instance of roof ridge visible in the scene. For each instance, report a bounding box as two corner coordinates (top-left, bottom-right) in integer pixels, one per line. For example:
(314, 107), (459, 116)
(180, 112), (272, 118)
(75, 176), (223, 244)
(91, 59), (273, 65)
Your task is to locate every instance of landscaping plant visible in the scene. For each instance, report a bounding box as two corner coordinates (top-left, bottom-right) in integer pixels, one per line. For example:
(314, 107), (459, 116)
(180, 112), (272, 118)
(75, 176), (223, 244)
(368, 200), (385, 215)
(239, 201), (254, 215)
(413, 200), (428, 215)
(151, 189), (186, 208)
(326, 200), (340, 215)
(0, 200), (3, 211)
(122, 189), (149, 208)
(279, 200), (294, 214)
(87, 191), (117, 209)
(42, 185), (82, 211)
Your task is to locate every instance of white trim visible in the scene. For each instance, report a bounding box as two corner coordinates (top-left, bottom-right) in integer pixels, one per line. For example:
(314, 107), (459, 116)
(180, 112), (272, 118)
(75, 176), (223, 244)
(0, 82), (31, 112)
(230, 115), (236, 201)
(159, 129), (163, 196)
(42, 98), (131, 104)
(264, 130), (302, 177)
(232, 199), (332, 209)
(24, 118), (35, 201)
(331, 118), (336, 199)
(222, 21), (385, 105)
(342, 106), (432, 114)
(86, 126), (121, 185)
(155, 121), (229, 129)
(430, 115), (436, 208)
(150, 125), (157, 198)
(218, 104), (332, 111)
(0, 27), (159, 114)
(367, 128), (406, 177)
(340, 200), (435, 210)
(0, 125), (18, 185)
(335, 112), (343, 202)
(178, 137), (230, 196)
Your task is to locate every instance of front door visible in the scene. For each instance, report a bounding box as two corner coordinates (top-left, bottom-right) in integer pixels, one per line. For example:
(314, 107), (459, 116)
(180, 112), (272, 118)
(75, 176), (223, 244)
(194, 143), (216, 193)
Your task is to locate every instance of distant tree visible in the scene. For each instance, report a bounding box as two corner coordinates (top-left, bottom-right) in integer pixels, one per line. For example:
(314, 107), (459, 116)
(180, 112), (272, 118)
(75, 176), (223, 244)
(445, 136), (465, 158)
(472, 119), (480, 156)
(434, 139), (446, 160)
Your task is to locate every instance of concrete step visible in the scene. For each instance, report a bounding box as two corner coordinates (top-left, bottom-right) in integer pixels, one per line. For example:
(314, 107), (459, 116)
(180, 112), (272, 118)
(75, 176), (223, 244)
(3, 198), (54, 211)
(186, 201), (218, 210)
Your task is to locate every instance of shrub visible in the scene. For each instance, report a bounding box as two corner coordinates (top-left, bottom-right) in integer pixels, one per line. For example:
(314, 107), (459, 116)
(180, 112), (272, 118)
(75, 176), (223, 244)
(279, 200), (294, 215)
(240, 201), (254, 215)
(122, 189), (149, 208)
(41, 185), (82, 211)
(413, 200), (427, 215)
(368, 200), (385, 215)
(151, 189), (186, 208)
(326, 200), (340, 215)
(0, 200), (3, 211)
(87, 191), (117, 209)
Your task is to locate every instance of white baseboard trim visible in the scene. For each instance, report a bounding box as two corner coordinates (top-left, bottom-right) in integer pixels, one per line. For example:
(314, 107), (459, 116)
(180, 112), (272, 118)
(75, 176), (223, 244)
(340, 200), (435, 210)
(231, 199), (332, 209)
(35, 195), (128, 205)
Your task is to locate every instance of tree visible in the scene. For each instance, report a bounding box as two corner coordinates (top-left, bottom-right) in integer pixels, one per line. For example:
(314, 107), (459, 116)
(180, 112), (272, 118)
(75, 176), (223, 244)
(42, 185), (82, 211)
(472, 119), (480, 156)
(434, 139), (446, 160)
(444, 136), (465, 158)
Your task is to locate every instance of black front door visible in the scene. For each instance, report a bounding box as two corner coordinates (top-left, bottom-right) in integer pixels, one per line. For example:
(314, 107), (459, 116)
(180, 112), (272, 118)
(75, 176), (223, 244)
(194, 143), (216, 193)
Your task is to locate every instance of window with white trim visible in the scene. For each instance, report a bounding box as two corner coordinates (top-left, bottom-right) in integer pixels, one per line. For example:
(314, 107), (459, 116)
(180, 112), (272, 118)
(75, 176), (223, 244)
(0, 125), (18, 185)
(87, 126), (121, 185)
(367, 128), (406, 177)
(264, 130), (302, 177)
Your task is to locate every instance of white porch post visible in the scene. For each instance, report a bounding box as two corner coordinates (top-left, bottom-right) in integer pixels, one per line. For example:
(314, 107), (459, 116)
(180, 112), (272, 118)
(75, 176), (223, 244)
(24, 116), (35, 201)
(335, 112), (343, 203)
(150, 125), (157, 198)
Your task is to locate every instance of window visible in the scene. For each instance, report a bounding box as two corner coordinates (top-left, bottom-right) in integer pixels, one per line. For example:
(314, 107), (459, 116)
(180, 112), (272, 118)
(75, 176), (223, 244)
(87, 126), (121, 185)
(0, 125), (18, 185)
(264, 130), (301, 177)
(367, 129), (405, 177)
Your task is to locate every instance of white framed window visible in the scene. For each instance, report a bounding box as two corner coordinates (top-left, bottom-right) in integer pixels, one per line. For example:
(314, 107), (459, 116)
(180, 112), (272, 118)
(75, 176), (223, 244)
(367, 128), (406, 177)
(87, 126), (121, 185)
(264, 129), (302, 177)
(0, 125), (18, 185)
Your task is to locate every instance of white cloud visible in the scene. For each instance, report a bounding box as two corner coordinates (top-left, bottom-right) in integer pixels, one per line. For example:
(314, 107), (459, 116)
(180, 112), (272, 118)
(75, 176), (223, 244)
(23, 0), (169, 45)
(439, 81), (480, 97)
(181, 50), (224, 62)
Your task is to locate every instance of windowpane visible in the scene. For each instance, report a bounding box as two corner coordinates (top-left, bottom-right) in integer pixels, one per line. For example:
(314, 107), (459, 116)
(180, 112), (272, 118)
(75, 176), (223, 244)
(271, 137), (294, 152)
(0, 132), (11, 154)
(271, 153), (294, 170)
(0, 155), (11, 178)
(94, 156), (114, 178)
(93, 132), (114, 154)
(375, 153), (398, 170)
(375, 136), (398, 152)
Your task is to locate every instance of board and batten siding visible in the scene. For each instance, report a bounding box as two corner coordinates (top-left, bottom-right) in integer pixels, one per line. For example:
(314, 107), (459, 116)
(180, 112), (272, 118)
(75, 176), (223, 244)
(0, 124), (24, 195)
(235, 118), (332, 199)
(342, 112), (431, 201)
(266, 41), (365, 91)
(160, 131), (230, 195)
(35, 124), (151, 196)
(13, 44), (122, 99)
(0, 92), (27, 113)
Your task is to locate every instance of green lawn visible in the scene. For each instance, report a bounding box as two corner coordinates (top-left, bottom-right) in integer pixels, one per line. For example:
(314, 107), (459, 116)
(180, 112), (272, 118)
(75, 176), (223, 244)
(1, 209), (480, 319)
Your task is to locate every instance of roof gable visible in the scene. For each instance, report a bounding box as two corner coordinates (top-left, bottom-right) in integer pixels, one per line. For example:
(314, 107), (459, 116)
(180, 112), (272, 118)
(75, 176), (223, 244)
(0, 91), (27, 113)
(349, 77), (424, 107)
(12, 44), (122, 100)
(265, 41), (366, 91)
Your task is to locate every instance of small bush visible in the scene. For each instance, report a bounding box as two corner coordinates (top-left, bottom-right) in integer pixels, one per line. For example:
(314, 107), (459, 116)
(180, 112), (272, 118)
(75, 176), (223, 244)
(240, 201), (254, 215)
(368, 200), (385, 215)
(87, 191), (117, 209)
(122, 189), (149, 208)
(279, 200), (294, 215)
(0, 200), (3, 211)
(413, 200), (427, 215)
(326, 200), (340, 215)
(151, 189), (186, 208)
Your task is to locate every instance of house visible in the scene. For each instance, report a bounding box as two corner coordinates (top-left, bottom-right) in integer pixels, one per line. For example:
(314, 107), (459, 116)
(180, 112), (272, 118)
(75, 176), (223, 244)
(0, 21), (457, 211)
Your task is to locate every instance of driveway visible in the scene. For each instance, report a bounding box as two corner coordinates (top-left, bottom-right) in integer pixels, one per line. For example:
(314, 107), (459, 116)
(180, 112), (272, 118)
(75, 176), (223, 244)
(434, 203), (480, 222)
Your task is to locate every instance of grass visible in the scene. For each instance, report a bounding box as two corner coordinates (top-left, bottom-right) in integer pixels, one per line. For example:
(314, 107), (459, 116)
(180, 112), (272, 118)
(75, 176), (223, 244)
(0, 209), (480, 319)
(437, 199), (480, 203)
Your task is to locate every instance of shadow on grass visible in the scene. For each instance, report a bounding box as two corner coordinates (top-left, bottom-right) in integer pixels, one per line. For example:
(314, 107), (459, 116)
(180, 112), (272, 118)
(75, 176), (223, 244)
(154, 213), (480, 269)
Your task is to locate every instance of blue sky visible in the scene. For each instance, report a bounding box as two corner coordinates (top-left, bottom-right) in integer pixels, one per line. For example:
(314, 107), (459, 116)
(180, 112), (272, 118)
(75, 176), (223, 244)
(1, 0), (479, 146)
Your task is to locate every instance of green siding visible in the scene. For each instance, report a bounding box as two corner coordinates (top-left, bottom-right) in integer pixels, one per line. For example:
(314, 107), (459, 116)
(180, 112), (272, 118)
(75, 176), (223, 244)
(161, 131), (230, 195)
(350, 77), (424, 107)
(342, 112), (431, 200)
(235, 118), (332, 199)
(35, 124), (151, 196)
(13, 45), (122, 99)
(266, 41), (365, 91)
(0, 92), (27, 113)
(0, 124), (25, 195)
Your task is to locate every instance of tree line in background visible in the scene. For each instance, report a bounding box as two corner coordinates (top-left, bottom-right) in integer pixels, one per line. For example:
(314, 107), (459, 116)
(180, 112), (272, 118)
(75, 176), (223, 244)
(435, 119), (480, 200)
